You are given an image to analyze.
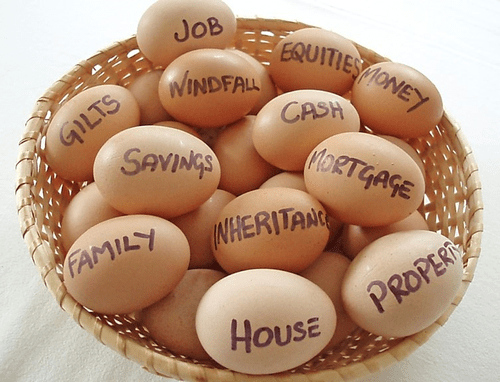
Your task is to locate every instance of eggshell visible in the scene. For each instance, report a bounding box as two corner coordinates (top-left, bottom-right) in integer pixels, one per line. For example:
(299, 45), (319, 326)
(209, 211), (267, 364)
(159, 48), (262, 128)
(63, 214), (190, 314)
(300, 252), (358, 349)
(226, 48), (278, 114)
(45, 84), (140, 182)
(170, 189), (236, 269)
(259, 171), (307, 192)
(304, 132), (425, 227)
(341, 210), (429, 260)
(195, 269), (336, 374)
(140, 269), (226, 360)
(136, 0), (236, 67)
(93, 125), (221, 219)
(351, 62), (443, 138)
(127, 70), (172, 125)
(213, 116), (280, 195)
(380, 134), (426, 178)
(341, 230), (463, 338)
(60, 182), (124, 252)
(154, 120), (202, 139)
(212, 187), (331, 273)
(252, 89), (360, 171)
(269, 27), (362, 95)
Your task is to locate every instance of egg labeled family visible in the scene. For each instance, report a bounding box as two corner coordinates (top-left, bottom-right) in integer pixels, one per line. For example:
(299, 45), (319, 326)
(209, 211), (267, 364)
(42, 0), (463, 376)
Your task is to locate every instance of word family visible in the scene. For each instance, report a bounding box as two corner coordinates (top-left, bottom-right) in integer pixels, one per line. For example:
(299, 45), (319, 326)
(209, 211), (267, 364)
(59, 95), (120, 146)
(230, 317), (321, 353)
(66, 229), (156, 278)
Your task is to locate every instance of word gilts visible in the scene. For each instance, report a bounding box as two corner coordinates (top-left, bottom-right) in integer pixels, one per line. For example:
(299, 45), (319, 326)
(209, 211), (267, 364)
(66, 228), (156, 278)
(367, 241), (462, 313)
(59, 94), (120, 146)
(307, 148), (416, 199)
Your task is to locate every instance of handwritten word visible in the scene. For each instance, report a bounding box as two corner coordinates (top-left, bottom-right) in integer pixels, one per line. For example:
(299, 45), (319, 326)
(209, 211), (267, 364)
(281, 100), (344, 124)
(231, 317), (321, 353)
(367, 241), (461, 313)
(120, 147), (214, 180)
(174, 17), (224, 43)
(307, 148), (415, 199)
(169, 70), (260, 98)
(59, 95), (120, 146)
(280, 41), (361, 78)
(66, 229), (155, 278)
(213, 207), (328, 250)
(356, 66), (430, 112)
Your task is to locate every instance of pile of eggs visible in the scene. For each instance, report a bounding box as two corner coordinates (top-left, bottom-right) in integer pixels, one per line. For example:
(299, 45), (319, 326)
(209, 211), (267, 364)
(46, 0), (464, 375)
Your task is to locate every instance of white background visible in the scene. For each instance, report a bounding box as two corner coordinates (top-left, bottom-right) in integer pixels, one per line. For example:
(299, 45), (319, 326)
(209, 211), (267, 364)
(1, 0), (499, 381)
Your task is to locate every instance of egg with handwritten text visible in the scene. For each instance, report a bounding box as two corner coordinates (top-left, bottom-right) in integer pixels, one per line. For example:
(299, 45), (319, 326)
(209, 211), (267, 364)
(269, 27), (362, 95)
(341, 230), (463, 338)
(159, 48), (262, 128)
(351, 62), (443, 138)
(93, 125), (220, 219)
(45, 84), (140, 182)
(304, 132), (425, 227)
(196, 269), (336, 374)
(211, 187), (330, 274)
(63, 214), (190, 315)
(136, 0), (236, 67)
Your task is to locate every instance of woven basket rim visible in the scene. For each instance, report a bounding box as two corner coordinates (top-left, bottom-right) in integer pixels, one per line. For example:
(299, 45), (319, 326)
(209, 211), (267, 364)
(15, 17), (483, 382)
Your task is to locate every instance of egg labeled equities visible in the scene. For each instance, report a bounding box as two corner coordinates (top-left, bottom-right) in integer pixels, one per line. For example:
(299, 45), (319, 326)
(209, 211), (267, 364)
(252, 89), (360, 171)
(304, 132), (425, 227)
(195, 269), (337, 375)
(212, 187), (331, 274)
(269, 27), (362, 95)
(63, 215), (190, 315)
(136, 0), (237, 67)
(351, 61), (443, 138)
(45, 84), (140, 181)
(159, 48), (262, 128)
(93, 125), (220, 219)
(342, 230), (463, 338)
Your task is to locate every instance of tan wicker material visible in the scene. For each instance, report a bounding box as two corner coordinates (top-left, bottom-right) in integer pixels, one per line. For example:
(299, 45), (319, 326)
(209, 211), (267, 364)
(15, 18), (483, 381)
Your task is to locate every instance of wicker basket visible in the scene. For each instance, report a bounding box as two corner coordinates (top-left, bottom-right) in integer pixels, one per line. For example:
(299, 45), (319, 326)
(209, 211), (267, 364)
(15, 18), (483, 381)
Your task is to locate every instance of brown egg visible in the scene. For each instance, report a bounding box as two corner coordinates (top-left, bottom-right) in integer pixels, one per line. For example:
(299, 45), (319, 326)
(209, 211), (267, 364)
(226, 48), (278, 114)
(154, 120), (202, 139)
(63, 214), (190, 314)
(300, 252), (358, 349)
(159, 48), (262, 128)
(342, 210), (429, 260)
(380, 134), (426, 178)
(269, 27), (362, 95)
(170, 189), (236, 269)
(140, 269), (226, 360)
(259, 171), (307, 192)
(195, 269), (336, 374)
(60, 182), (124, 252)
(213, 116), (280, 195)
(341, 230), (463, 338)
(351, 61), (443, 138)
(45, 84), (140, 182)
(252, 90), (360, 171)
(304, 132), (425, 227)
(136, 0), (236, 67)
(212, 187), (330, 274)
(127, 70), (172, 125)
(93, 125), (221, 219)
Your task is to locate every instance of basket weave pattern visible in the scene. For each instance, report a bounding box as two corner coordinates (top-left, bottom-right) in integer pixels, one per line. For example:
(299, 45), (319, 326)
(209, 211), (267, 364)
(15, 18), (483, 381)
